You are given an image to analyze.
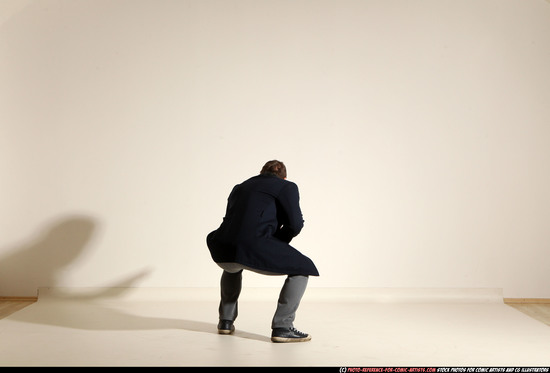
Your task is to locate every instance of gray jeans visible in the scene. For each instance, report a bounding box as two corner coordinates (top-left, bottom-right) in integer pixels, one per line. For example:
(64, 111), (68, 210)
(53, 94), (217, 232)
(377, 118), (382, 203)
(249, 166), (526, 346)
(217, 262), (309, 329)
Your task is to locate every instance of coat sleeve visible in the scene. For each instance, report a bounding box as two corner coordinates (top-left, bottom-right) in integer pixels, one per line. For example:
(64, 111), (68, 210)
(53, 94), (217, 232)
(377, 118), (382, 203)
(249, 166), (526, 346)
(274, 182), (304, 243)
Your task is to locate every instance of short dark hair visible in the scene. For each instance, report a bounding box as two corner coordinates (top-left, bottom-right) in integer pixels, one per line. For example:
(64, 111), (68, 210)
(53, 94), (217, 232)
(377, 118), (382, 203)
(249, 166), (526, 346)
(260, 160), (287, 179)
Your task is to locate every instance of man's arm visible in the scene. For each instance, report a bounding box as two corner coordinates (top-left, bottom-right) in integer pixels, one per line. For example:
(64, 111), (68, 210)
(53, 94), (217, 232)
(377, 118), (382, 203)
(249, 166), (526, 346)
(274, 182), (304, 243)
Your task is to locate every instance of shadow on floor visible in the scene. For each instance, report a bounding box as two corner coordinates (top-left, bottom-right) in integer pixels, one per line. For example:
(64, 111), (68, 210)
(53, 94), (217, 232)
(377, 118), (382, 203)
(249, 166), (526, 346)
(1, 215), (271, 342)
(7, 298), (271, 342)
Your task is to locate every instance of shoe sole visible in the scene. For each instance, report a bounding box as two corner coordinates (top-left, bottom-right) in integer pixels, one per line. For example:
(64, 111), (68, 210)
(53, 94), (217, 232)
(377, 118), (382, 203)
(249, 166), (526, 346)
(218, 328), (235, 335)
(271, 335), (312, 343)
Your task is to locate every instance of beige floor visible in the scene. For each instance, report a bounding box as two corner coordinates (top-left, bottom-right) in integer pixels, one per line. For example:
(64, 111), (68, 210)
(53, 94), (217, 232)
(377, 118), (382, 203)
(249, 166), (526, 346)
(0, 300), (36, 320)
(1, 288), (550, 367)
(506, 303), (550, 327)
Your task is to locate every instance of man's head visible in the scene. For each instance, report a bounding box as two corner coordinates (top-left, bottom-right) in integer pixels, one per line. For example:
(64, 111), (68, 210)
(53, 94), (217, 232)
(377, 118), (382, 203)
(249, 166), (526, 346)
(260, 160), (287, 179)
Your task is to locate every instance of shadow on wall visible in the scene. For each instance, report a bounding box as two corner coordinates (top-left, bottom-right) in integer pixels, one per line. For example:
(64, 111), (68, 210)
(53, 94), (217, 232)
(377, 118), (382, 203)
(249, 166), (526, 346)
(0, 215), (150, 297)
(0, 216), (270, 342)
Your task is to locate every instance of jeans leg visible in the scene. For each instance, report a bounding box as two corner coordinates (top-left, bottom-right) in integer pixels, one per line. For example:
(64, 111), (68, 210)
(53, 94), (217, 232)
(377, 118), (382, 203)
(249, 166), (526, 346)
(271, 275), (309, 329)
(218, 269), (243, 321)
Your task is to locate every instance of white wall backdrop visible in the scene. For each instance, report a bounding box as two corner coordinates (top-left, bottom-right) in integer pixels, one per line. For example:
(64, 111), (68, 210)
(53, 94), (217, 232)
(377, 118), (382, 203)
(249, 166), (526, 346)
(1, 0), (549, 297)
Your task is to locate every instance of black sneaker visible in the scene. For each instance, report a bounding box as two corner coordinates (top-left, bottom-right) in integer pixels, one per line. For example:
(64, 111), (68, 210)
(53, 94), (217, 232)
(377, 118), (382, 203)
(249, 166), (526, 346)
(271, 327), (312, 343)
(217, 320), (235, 335)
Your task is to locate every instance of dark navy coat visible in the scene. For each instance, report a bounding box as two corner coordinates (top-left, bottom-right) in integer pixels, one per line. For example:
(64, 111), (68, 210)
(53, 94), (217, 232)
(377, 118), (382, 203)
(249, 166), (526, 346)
(207, 174), (319, 276)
